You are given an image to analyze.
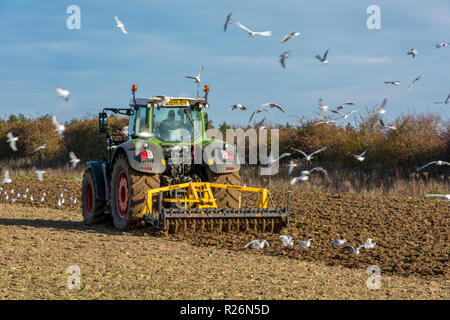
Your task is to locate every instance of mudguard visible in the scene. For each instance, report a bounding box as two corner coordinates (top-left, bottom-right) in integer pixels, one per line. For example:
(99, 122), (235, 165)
(86, 161), (107, 200)
(195, 141), (240, 174)
(113, 140), (166, 174)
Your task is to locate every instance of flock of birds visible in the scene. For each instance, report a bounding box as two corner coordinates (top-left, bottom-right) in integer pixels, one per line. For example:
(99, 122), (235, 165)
(0, 185), (77, 206)
(245, 236), (376, 256)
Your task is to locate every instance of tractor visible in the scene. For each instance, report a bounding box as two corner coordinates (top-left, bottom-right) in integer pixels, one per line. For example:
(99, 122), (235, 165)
(81, 84), (288, 233)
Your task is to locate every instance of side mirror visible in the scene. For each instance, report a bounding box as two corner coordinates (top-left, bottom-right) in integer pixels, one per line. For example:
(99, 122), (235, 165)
(99, 112), (108, 133)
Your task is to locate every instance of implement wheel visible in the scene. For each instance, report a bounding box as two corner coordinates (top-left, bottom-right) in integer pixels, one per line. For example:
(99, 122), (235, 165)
(206, 169), (241, 208)
(110, 154), (160, 230)
(81, 169), (106, 225)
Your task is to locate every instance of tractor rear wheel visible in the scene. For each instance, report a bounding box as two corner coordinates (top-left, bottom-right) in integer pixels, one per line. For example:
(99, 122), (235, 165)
(81, 169), (106, 225)
(110, 154), (160, 230)
(206, 169), (241, 208)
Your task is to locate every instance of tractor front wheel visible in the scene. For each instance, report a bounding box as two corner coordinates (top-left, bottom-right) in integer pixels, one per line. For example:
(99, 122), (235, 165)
(81, 169), (106, 225)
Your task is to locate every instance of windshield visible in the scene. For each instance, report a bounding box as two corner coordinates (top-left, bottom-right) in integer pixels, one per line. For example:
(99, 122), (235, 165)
(152, 107), (201, 142)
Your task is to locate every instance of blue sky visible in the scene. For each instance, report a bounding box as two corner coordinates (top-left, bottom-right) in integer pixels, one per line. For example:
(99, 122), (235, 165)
(0, 0), (449, 127)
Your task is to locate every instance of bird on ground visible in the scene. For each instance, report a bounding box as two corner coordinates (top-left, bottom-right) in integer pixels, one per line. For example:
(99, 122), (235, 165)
(416, 160), (450, 172)
(229, 104), (247, 111)
(331, 109), (358, 120)
(407, 48), (418, 58)
(69, 151), (80, 168)
(52, 116), (65, 138)
(291, 147), (327, 165)
(408, 73), (425, 90)
(279, 235), (294, 247)
(248, 108), (271, 123)
(298, 238), (314, 249)
(185, 66), (203, 84)
(373, 98), (387, 115)
(315, 49), (329, 64)
(290, 167), (327, 184)
(287, 160), (297, 176)
(54, 85), (70, 101)
(41, 192), (46, 197)
(31, 143), (47, 155)
(379, 118), (397, 131)
(434, 93), (450, 105)
(281, 32), (300, 43)
(223, 12), (233, 32)
(279, 51), (289, 69)
(236, 22), (272, 38)
(261, 102), (286, 113)
(341, 245), (365, 255)
(424, 194), (450, 201)
(24, 188), (29, 193)
(244, 239), (270, 249)
(331, 239), (347, 245)
(384, 81), (400, 86)
(29, 195), (34, 202)
(1, 170), (12, 184)
(114, 16), (128, 34)
(6, 132), (18, 151)
(351, 148), (369, 162)
(57, 199), (63, 206)
(364, 238), (376, 249)
(436, 42), (448, 49)
(38, 196), (45, 203)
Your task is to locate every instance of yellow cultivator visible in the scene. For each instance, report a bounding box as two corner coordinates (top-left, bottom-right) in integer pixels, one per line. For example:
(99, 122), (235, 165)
(140, 182), (290, 233)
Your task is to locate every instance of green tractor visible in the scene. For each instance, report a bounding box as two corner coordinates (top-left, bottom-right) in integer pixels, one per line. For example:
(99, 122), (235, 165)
(81, 84), (288, 233)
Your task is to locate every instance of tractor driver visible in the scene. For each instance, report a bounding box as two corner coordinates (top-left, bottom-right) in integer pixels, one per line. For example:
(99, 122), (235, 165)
(159, 110), (182, 140)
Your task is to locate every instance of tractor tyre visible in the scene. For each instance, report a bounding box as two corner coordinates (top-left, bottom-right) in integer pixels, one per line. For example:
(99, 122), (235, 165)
(206, 169), (241, 208)
(81, 169), (107, 225)
(110, 154), (160, 230)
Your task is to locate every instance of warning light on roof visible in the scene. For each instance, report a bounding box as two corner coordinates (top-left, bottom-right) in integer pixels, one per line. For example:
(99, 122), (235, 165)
(131, 84), (138, 93)
(203, 85), (210, 93)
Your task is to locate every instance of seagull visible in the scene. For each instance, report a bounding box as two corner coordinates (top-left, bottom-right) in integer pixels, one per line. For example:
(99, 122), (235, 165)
(24, 188), (29, 193)
(318, 99), (328, 112)
(279, 235), (294, 247)
(331, 239), (347, 245)
(407, 48), (418, 58)
(69, 151), (80, 168)
(298, 238), (313, 249)
(29, 195), (34, 201)
(31, 143), (47, 155)
(229, 104), (247, 111)
(373, 98), (387, 115)
(185, 66), (203, 84)
(257, 117), (267, 130)
(331, 110), (358, 120)
(287, 160), (297, 176)
(364, 238), (376, 249)
(290, 167), (327, 184)
(6, 132), (18, 151)
(351, 148), (369, 162)
(279, 51), (289, 69)
(153, 95), (172, 108)
(236, 22), (272, 38)
(261, 102), (286, 113)
(416, 160), (450, 172)
(313, 120), (339, 126)
(244, 239), (270, 249)
(57, 199), (63, 207)
(424, 194), (450, 201)
(223, 12), (232, 32)
(315, 49), (329, 64)
(114, 16), (128, 34)
(121, 126), (129, 136)
(341, 245), (365, 255)
(38, 196), (45, 203)
(248, 108), (272, 123)
(436, 42), (448, 49)
(281, 32), (300, 43)
(434, 93), (450, 105)
(35, 170), (45, 181)
(336, 102), (355, 110)
(266, 152), (291, 167)
(379, 118), (397, 131)
(73, 198), (77, 204)
(1, 170), (12, 184)
(408, 73), (425, 90)
(291, 147), (327, 165)
(54, 85), (70, 101)
(52, 115), (65, 138)
(384, 81), (401, 86)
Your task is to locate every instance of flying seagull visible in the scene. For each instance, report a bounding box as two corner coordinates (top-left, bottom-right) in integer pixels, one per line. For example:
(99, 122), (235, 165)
(315, 49), (329, 64)
(424, 194), (450, 201)
(52, 116), (65, 138)
(35, 170), (45, 182)
(331, 109), (358, 120)
(185, 66), (203, 84)
(236, 22), (272, 38)
(336, 102), (355, 110)
(290, 167), (327, 184)
(31, 143), (47, 155)
(69, 151), (80, 168)
(434, 93), (450, 105)
(287, 160), (297, 176)
(341, 245), (365, 255)
(54, 85), (69, 101)
(291, 147), (327, 165)
(364, 238), (376, 249)
(407, 48), (418, 58)
(281, 32), (300, 43)
(408, 73), (425, 90)
(298, 238), (314, 249)
(1, 170), (12, 184)
(266, 152), (291, 167)
(244, 239), (270, 249)
(416, 160), (450, 172)
(223, 12), (233, 32)
(248, 108), (271, 123)
(379, 118), (397, 131)
(279, 235), (294, 247)
(313, 120), (339, 126)
(6, 132), (18, 151)
(351, 148), (369, 162)
(373, 98), (387, 115)
(229, 104), (247, 111)
(436, 42), (448, 49)
(279, 51), (289, 69)
(331, 239), (347, 245)
(384, 81), (400, 86)
(114, 16), (128, 34)
(261, 102), (286, 113)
